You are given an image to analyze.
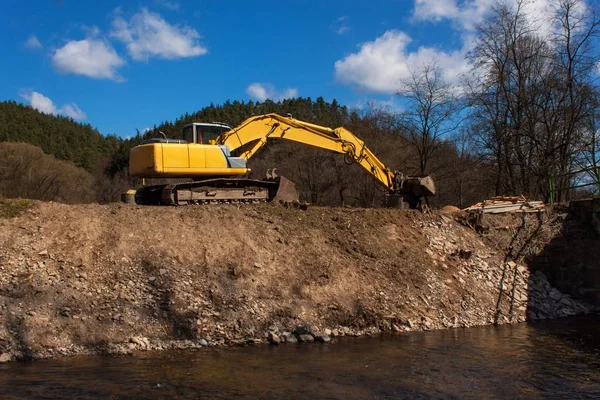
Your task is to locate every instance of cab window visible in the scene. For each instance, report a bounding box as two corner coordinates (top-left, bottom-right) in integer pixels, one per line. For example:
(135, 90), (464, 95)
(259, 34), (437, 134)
(182, 125), (195, 143)
(198, 126), (224, 144)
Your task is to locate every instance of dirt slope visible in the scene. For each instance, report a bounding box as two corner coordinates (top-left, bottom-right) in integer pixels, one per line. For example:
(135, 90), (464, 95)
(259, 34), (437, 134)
(0, 202), (595, 361)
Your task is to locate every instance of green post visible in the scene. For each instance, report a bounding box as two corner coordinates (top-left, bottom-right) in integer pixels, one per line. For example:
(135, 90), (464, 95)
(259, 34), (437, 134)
(549, 177), (554, 204)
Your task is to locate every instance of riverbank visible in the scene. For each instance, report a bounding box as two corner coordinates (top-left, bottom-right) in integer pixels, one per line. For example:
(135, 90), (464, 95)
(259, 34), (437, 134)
(0, 201), (597, 362)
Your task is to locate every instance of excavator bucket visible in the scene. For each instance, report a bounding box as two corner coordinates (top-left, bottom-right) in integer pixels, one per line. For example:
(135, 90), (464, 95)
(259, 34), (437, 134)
(266, 169), (300, 203)
(272, 175), (300, 203)
(396, 175), (436, 198)
(409, 176), (436, 197)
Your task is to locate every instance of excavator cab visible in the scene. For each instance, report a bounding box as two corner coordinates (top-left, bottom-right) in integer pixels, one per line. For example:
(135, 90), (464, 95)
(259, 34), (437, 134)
(182, 123), (231, 144)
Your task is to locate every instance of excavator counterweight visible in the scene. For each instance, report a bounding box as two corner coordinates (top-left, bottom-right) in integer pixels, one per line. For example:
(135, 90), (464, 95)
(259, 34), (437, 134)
(128, 113), (435, 208)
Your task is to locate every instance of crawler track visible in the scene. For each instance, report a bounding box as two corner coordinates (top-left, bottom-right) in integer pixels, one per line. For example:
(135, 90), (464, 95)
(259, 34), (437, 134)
(134, 177), (296, 206)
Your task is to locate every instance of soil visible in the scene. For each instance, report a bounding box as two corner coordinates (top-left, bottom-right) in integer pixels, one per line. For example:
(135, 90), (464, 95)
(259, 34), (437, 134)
(0, 201), (596, 361)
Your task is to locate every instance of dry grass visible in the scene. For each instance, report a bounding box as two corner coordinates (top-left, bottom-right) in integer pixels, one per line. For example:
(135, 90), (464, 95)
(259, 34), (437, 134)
(0, 199), (31, 219)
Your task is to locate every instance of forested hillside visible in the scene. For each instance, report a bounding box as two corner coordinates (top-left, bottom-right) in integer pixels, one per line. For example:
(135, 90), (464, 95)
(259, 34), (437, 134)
(0, 101), (121, 171)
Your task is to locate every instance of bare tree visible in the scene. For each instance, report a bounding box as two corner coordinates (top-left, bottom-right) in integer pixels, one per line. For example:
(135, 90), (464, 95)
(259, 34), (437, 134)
(575, 103), (600, 191)
(466, 0), (600, 201)
(550, 0), (600, 198)
(396, 61), (463, 175)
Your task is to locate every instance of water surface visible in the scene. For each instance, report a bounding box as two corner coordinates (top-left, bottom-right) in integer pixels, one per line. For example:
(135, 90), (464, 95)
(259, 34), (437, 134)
(1, 315), (598, 399)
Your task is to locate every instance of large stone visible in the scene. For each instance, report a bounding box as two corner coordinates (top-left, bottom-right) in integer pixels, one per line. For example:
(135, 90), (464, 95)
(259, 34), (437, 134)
(283, 333), (298, 344)
(292, 326), (310, 335)
(129, 336), (149, 349)
(267, 332), (281, 345)
(0, 353), (12, 363)
(313, 333), (331, 343)
(297, 334), (315, 343)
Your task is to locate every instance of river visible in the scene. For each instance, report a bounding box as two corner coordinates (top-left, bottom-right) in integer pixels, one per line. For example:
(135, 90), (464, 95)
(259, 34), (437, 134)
(1, 315), (598, 399)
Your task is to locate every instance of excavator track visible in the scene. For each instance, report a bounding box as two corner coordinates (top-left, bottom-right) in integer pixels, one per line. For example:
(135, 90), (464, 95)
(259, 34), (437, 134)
(134, 176), (299, 206)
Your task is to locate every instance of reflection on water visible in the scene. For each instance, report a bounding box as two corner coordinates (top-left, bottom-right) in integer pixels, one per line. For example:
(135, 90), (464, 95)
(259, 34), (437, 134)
(1, 315), (598, 399)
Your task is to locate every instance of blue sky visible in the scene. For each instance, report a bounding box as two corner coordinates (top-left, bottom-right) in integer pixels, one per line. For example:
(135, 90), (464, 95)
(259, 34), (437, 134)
(0, 0), (569, 137)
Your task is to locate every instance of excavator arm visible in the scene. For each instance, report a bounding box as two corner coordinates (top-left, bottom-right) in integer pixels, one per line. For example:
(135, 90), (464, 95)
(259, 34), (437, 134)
(217, 113), (435, 198)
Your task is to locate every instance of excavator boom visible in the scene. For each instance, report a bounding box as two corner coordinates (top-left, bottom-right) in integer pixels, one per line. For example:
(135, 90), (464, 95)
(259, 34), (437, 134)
(129, 113), (435, 207)
(217, 114), (397, 192)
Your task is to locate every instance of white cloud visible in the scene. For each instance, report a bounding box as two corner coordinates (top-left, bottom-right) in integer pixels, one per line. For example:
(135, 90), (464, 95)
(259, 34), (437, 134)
(246, 83), (298, 101)
(81, 25), (101, 38)
(157, 0), (180, 10)
(20, 90), (87, 121)
(337, 26), (350, 35)
(338, 0), (583, 94)
(411, 0), (583, 36)
(51, 39), (125, 81)
(333, 16), (350, 35)
(59, 103), (87, 121)
(111, 8), (207, 61)
(25, 35), (42, 49)
(412, 0), (497, 30)
(334, 30), (470, 94)
(20, 91), (56, 114)
(413, 0), (460, 22)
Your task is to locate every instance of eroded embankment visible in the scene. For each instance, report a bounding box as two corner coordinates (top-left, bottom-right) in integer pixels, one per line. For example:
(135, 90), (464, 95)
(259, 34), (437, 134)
(0, 201), (596, 362)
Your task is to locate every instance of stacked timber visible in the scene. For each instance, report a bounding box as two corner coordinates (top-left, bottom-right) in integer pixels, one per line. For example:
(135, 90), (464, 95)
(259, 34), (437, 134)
(464, 196), (545, 214)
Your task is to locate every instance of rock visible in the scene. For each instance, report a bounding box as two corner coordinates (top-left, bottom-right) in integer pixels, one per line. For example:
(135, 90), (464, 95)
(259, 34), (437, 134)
(292, 325), (310, 335)
(562, 308), (577, 316)
(199, 339), (208, 346)
(577, 305), (589, 314)
(534, 270), (548, 282)
(537, 312), (547, 320)
(560, 297), (573, 306)
(267, 332), (281, 345)
(129, 336), (150, 349)
(282, 332), (298, 344)
(38, 250), (48, 256)
(549, 288), (562, 301)
(297, 334), (314, 343)
(0, 353), (12, 363)
(324, 328), (332, 336)
(314, 334), (331, 343)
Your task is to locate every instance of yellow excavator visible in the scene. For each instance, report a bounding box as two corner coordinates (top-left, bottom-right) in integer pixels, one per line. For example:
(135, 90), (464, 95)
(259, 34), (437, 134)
(128, 113), (435, 208)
